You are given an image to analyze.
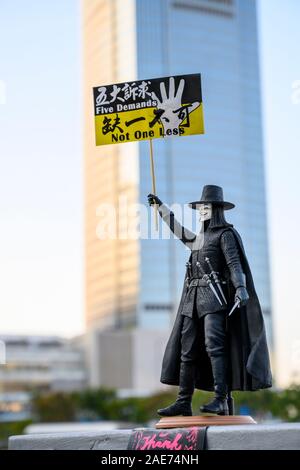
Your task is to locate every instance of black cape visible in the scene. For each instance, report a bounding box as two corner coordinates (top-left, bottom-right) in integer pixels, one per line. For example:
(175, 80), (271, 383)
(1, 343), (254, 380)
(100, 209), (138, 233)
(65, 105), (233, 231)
(160, 227), (272, 391)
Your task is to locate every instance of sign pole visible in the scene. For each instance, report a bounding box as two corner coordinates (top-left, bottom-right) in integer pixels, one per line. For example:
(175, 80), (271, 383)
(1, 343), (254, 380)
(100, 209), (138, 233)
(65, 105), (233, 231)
(149, 138), (158, 231)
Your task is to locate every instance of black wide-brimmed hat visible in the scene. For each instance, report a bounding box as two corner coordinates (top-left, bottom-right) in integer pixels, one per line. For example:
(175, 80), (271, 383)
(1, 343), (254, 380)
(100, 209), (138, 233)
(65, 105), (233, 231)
(188, 185), (235, 210)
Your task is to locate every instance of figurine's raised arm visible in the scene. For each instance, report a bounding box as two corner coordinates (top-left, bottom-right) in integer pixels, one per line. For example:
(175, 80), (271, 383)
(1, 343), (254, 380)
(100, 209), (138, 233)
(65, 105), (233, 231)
(147, 193), (196, 246)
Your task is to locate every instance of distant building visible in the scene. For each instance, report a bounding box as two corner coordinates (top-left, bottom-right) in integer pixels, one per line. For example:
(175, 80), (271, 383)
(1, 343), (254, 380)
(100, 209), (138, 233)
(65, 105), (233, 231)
(0, 335), (87, 421)
(83, 0), (273, 392)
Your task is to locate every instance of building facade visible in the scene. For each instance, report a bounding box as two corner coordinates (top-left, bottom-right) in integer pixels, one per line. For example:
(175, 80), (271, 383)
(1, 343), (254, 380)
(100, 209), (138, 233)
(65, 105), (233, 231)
(0, 335), (87, 421)
(83, 0), (272, 391)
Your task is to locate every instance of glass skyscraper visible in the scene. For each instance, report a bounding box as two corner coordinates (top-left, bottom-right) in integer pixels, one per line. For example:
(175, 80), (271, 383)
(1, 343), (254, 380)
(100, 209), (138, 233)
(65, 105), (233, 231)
(83, 0), (272, 390)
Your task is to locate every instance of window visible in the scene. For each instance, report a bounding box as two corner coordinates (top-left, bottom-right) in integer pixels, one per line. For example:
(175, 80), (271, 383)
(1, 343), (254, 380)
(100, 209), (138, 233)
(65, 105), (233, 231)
(172, 0), (234, 18)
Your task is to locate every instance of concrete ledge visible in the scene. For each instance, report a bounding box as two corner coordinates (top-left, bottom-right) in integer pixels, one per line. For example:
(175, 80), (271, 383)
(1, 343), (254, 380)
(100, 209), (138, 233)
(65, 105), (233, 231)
(9, 423), (300, 450)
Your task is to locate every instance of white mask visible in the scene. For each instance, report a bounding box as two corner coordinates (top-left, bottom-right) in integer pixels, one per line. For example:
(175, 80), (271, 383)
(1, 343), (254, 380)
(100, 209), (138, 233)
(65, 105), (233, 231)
(199, 203), (212, 222)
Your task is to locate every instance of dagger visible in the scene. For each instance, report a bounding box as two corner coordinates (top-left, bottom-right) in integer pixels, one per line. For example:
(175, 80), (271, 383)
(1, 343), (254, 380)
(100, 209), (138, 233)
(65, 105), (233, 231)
(205, 257), (227, 305)
(196, 261), (223, 306)
(228, 299), (241, 317)
(185, 261), (192, 284)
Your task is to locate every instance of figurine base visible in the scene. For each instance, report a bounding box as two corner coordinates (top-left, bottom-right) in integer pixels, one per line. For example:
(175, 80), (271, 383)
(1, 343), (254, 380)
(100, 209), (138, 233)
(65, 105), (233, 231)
(156, 415), (256, 429)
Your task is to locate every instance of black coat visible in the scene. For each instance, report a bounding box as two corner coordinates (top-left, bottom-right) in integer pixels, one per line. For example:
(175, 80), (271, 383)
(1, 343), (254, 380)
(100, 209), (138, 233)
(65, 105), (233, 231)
(160, 225), (272, 392)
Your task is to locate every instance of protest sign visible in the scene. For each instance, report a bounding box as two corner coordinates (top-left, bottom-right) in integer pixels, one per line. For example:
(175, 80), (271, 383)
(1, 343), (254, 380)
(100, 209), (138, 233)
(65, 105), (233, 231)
(93, 74), (204, 146)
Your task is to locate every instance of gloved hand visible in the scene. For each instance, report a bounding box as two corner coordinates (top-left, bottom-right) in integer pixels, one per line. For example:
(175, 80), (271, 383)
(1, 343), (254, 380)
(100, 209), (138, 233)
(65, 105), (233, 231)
(147, 193), (163, 207)
(235, 286), (249, 307)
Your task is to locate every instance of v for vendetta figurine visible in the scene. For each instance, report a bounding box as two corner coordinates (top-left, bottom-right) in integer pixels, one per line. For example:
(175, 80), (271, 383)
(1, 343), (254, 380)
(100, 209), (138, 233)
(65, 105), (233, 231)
(148, 185), (272, 416)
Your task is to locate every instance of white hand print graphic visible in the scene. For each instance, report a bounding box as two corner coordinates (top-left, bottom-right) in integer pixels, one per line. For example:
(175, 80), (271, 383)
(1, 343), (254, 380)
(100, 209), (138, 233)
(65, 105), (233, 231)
(151, 76), (200, 135)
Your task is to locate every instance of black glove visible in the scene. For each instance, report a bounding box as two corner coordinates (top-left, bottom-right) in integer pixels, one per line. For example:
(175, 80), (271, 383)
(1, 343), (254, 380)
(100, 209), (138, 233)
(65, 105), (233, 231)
(235, 286), (249, 307)
(147, 193), (163, 207)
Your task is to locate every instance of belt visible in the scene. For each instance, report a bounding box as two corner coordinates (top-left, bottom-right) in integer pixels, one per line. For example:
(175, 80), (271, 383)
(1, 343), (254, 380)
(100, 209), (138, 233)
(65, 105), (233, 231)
(187, 278), (227, 288)
(188, 278), (208, 287)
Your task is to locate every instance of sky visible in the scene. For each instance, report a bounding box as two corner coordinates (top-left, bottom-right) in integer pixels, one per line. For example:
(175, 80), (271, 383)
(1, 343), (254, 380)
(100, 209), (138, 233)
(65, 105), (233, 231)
(0, 0), (83, 336)
(258, 0), (300, 386)
(0, 0), (300, 387)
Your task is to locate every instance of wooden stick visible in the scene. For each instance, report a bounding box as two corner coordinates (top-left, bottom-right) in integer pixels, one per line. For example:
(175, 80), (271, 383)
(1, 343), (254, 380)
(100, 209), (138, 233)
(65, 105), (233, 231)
(149, 138), (158, 230)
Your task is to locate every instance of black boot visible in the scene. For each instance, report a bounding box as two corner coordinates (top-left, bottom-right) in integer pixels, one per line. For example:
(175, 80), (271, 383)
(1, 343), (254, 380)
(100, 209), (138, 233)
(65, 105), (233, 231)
(200, 388), (229, 415)
(158, 362), (194, 417)
(200, 355), (229, 416)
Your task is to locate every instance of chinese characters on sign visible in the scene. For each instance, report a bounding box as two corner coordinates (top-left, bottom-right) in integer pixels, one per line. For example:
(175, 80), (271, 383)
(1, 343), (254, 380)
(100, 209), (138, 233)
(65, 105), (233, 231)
(93, 74), (205, 145)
